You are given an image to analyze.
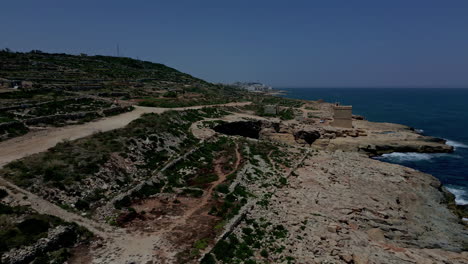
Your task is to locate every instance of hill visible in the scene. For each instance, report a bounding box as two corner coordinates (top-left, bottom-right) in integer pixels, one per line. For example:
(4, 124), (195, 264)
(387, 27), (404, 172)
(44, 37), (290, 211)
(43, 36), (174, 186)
(0, 50), (245, 140)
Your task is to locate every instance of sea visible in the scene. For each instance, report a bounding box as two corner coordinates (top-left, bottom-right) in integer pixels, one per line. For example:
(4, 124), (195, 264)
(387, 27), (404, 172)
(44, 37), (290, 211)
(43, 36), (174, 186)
(280, 88), (468, 205)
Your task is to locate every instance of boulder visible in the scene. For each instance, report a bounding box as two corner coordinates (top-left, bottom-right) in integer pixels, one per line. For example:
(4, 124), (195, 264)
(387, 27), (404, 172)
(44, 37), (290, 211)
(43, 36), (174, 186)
(293, 130), (321, 145)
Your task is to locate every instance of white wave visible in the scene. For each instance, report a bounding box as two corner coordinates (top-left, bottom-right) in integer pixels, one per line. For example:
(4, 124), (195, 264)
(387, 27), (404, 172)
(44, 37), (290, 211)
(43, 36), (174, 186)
(415, 129), (424, 134)
(376, 152), (461, 162)
(445, 139), (468, 149)
(445, 186), (468, 205)
(377, 152), (433, 162)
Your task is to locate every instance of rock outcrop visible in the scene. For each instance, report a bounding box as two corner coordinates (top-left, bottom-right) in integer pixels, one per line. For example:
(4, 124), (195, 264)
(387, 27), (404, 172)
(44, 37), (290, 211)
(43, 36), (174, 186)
(293, 129), (321, 145)
(235, 151), (468, 263)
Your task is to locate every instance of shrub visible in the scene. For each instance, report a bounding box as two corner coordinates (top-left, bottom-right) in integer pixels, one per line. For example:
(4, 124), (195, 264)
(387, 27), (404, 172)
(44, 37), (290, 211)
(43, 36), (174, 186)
(114, 195), (132, 209)
(0, 203), (14, 214)
(17, 218), (50, 235)
(200, 254), (216, 264)
(215, 183), (229, 194)
(279, 108), (294, 120)
(163, 91), (177, 98)
(74, 199), (90, 211)
(0, 189), (8, 199)
(194, 238), (209, 250)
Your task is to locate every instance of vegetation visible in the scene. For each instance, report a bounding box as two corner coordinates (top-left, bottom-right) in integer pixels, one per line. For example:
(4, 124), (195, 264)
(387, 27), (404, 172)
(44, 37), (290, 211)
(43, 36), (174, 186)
(0, 50), (247, 107)
(238, 95), (302, 119)
(0, 202), (92, 260)
(2, 108), (228, 214)
(162, 136), (235, 189)
(0, 121), (29, 141)
(138, 97), (235, 108)
(278, 108), (295, 120)
(0, 189), (8, 199)
(202, 217), (293, 264)
(257, 96), (304, 108)
(0, 50), (206, 84)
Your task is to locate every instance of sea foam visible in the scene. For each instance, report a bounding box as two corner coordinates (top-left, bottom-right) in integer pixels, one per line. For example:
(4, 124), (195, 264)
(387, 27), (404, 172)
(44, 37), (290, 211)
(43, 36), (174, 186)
(445, 185), (468, 205)
(375, 152), (461, 162)
(445, 139), (468, 149)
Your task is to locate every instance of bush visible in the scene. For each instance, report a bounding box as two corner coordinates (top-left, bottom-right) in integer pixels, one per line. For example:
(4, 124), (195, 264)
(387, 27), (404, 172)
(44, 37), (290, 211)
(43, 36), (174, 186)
(0, 215), (65, 255)
(192, 174), (218, 185)
(0, 203), (14, 214)
(200, 253), (216, 264)
(114, 195), (132, 209)
(17, 218), (50, 235)
(215, 183), (229, 194)
(74, 199), (90, 211)
(163, 91), (177, 98)
(0, 189), (8, 199)
(181, 188), (204, 198)
(194, 238), (209, 250)
(279, 108), (294, 120)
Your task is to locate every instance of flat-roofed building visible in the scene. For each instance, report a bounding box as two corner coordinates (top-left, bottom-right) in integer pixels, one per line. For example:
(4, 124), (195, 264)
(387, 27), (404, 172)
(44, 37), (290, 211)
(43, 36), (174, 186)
(331, 104), (353, 128)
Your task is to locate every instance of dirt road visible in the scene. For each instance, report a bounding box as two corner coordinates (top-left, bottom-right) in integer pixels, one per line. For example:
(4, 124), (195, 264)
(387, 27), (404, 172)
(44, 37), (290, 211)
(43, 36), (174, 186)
(0, 102), (249, 263)
(0, 177), (114, 238)
(0, 102), (250, 168)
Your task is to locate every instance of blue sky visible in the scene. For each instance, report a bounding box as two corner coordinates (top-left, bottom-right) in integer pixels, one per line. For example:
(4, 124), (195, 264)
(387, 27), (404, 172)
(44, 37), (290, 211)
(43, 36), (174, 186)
(1, 0), (468, 88)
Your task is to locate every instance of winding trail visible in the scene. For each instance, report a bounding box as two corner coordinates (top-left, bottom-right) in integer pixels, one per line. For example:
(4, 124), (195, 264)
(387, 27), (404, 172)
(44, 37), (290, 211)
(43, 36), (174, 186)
(181, 142), (242, 225)
(0, 102), (248, 264)
(91, 143), (242, 264)
(0, 177), (113, 239)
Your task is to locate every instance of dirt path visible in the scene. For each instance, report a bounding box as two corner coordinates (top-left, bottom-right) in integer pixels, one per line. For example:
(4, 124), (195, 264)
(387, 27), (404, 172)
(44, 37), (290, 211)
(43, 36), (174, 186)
(0, 102), (250, 168)
(176, 142), (241, 226)
(0, 177), (114, 239)
(89, 143), (242, 264)
(0, 103), (248, 264)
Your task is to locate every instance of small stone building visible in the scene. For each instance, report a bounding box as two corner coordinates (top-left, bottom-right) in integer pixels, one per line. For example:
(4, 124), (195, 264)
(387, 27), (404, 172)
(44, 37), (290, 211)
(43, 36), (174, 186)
(294, 109), (305, 122)
(264, 104), (279, 115)
(331, 104), (353, 128)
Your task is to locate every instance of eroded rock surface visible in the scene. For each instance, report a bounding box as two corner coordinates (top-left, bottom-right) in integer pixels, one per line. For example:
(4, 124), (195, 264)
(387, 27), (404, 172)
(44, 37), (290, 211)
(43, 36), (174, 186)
(228, 151), (468, 263)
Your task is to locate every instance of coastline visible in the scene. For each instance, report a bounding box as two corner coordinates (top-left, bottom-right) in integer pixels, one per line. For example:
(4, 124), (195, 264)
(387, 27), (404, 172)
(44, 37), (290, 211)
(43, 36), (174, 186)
(1, 92), (467, 263)
(279, 87), (468, 207)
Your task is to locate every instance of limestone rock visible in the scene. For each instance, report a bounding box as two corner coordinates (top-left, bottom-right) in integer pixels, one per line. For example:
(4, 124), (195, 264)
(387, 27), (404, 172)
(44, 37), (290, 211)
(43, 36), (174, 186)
(367, 228), (386, 242)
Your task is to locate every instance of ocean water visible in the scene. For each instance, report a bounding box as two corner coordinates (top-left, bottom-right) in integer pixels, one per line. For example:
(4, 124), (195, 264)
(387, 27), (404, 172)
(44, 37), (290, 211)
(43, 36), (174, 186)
(281, 88), (468, 205)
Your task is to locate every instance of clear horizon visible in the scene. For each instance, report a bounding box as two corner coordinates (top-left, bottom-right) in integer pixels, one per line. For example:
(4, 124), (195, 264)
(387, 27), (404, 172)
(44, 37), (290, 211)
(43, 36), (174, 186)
(1, 0), (468, 88)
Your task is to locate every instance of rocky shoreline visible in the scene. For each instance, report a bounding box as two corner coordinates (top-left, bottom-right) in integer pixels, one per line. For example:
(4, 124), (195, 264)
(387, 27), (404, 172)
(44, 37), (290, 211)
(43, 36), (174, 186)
(1, 99), (466, 263)
(197, 101), (468, 263)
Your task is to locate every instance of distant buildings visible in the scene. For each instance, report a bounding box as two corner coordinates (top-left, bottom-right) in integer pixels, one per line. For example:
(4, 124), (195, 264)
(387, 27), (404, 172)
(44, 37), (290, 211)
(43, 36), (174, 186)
(231, 82), (272, 92)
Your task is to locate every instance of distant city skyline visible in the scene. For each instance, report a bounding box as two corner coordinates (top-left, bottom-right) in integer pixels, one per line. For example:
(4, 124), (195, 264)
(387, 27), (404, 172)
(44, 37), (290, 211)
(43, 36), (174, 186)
(1, 0), (468, 88)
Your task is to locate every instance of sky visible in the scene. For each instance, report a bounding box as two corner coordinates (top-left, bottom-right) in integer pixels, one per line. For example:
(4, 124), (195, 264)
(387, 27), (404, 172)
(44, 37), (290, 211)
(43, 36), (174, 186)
(1, 0), (468, 88)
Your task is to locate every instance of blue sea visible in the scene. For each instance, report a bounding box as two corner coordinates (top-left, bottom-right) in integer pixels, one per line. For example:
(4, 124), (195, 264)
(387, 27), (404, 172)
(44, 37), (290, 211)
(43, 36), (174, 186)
(281, 88), (468, 205)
